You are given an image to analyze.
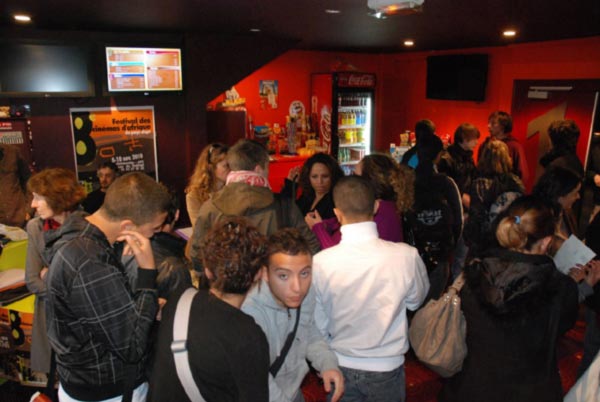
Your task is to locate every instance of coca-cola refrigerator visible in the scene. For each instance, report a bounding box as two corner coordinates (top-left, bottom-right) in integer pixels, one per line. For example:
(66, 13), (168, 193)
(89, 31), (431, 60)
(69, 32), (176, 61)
(311, 72), (375, 175)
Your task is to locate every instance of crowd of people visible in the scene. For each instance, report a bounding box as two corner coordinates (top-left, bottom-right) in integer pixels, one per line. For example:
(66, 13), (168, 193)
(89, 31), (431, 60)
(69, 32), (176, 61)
(2, 110), (600, 402)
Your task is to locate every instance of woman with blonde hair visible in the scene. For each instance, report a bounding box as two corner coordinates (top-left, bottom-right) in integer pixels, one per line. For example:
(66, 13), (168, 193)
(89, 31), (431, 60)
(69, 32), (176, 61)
(440, 195), (579, 402)
(25, 168), (87, 374)
(306, 153), (413, 248)
(464, 139), (524, 256)
(185, 143), (229, 227)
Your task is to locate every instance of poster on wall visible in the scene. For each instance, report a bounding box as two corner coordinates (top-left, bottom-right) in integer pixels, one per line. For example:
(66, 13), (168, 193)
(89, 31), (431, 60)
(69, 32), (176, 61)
(69, 106), (158, 192)
(259, 80), (278, 110)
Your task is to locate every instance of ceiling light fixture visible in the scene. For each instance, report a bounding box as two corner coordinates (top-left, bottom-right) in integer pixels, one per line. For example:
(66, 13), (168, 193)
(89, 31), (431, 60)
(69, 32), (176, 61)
(14, 14), (32, 23)
(368, 0), (424, 17)
(325, 9), (341, 14)
(404, 40), (414, 46)
(503, 30), (517, 37)
(249, 28), (261, 32)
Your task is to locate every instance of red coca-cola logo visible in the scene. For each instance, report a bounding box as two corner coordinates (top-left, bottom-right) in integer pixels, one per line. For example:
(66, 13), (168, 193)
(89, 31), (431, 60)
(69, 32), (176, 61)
(338, 74), (375, 88)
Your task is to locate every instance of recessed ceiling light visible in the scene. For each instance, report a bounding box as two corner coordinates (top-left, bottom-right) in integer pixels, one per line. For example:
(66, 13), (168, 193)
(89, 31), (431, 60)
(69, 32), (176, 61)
(14, 14), (32, 23)
(404, 40), (414, 46)
(325, 9), (341, 14)
(503, 30), (517, 37)
(249, 28), (261, 32)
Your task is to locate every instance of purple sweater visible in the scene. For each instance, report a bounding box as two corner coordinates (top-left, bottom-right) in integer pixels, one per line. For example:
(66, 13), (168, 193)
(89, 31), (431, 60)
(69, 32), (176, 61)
(311, 199), (403, 249)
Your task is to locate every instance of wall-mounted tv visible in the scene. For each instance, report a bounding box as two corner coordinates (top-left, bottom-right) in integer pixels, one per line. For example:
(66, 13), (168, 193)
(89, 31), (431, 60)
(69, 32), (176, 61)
(426, 54), (488, 102)
(106, 47), (183, 93)
(0, 42), (94, 97)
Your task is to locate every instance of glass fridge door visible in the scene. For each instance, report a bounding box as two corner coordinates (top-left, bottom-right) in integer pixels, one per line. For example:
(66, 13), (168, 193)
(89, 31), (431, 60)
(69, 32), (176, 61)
(337, 91), (372, 175)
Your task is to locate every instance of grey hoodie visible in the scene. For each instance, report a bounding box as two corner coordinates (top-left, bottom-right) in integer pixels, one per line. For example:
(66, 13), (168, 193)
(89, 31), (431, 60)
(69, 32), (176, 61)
(242, 279), (339, 402)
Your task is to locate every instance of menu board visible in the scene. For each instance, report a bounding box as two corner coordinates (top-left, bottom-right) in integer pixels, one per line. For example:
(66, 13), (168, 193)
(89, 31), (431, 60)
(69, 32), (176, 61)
(106, 47), (183, 92)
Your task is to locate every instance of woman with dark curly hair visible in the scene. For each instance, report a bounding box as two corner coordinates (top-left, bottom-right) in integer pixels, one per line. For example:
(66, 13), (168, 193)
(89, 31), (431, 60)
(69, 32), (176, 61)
(149, 217), (270, 402)
(307, 153), (414, 249)
(281, 152), (344, 220)
(185, 143), (229, 228)
(25, 168), (87, 374)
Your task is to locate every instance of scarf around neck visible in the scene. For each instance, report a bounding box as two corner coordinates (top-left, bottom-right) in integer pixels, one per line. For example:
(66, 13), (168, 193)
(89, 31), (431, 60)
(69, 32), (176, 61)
(226, 170), (271, 189)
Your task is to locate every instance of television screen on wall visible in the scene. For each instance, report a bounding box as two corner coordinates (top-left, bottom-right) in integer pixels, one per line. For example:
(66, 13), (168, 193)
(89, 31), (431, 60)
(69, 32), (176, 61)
(426, 54), (488, 102)
(0, 42), (94, 97)
(106, 47), (183, 93)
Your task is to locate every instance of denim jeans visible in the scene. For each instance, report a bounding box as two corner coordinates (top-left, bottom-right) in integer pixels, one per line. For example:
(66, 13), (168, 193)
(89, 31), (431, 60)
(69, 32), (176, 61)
(330, 365), (405, 402)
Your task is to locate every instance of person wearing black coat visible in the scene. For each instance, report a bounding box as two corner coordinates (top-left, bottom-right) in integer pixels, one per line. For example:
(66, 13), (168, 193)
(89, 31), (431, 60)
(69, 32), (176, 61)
(438, 123), (480, 198)
(280, 152), (344, 220)
(439, 196), (579, 402)
(539, 119), (584, 178)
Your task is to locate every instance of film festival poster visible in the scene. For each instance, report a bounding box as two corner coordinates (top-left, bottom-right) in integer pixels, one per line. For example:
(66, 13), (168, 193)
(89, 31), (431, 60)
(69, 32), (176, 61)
(69, 106), (159, 192)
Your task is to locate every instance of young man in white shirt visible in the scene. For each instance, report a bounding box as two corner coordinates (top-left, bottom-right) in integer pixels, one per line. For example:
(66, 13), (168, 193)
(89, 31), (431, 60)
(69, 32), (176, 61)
(243, 228), (344, 402)
(312, 176), (430, 401)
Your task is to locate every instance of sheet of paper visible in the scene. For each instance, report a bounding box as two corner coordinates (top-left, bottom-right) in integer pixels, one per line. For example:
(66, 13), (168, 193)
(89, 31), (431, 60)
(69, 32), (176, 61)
(553, 235), (596, 275)
(175, 226), (193, 241)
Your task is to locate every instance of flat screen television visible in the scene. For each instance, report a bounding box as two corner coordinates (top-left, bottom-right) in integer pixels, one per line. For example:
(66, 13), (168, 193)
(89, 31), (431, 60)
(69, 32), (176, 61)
(106, 47), (183, 93)
(0, 42), (95, 97)
(426, 54), (488, 101)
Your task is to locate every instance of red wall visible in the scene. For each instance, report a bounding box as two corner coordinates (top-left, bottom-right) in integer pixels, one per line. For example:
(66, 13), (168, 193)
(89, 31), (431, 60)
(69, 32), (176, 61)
(211, 37), (600, 153)
(208, 50), (386, 143)
(380, 37), (600, 154)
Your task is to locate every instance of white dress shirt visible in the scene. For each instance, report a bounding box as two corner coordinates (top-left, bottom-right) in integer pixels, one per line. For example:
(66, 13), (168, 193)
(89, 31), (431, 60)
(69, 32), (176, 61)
(312, 221), (430, 372)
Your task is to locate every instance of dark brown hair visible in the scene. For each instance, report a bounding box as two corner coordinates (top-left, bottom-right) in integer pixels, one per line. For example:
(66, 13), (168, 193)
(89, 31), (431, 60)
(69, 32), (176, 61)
(298, 153), (344, 198)
(201, 217), (267, 294)
(27, 168), (86, 214)
(454, 123), (481, 144)
(548, 119), (580, 153)
(532, 166), (581, 214)
(488, 111), (513, 134)
(101, 172), (171, 225)
(333, 176), (375, 219)
(359, 153), (414, 213)
(267, 228), (311, 261)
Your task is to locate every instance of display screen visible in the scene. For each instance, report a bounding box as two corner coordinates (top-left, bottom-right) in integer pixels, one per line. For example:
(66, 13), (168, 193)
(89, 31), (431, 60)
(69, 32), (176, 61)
(0, 43), (94, 97)
(426, 54), (488, 102)
(106, 47), (183, 92)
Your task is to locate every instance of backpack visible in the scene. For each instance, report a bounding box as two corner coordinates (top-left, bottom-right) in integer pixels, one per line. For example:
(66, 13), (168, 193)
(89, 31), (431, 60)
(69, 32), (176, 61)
(405, 192), (455, 271)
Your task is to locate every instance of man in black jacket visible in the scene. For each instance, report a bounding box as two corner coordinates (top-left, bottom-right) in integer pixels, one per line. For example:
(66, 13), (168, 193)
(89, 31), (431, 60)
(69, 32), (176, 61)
(45, 172), (171, 402)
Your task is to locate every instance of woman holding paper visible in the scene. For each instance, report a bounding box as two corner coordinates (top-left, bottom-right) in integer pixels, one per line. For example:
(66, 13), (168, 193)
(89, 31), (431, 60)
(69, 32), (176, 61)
(439, 195), (579, 402)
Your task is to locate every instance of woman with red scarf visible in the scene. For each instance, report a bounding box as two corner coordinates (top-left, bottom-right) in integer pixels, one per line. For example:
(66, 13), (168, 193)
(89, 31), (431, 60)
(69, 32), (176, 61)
(25, 168), (86, 375)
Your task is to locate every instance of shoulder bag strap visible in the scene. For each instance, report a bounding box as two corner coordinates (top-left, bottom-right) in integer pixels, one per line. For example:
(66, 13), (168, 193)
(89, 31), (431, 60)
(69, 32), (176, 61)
(448, 272), (466, 294)
(269, 305), (301, 377)
(171, 287), (207, 402)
